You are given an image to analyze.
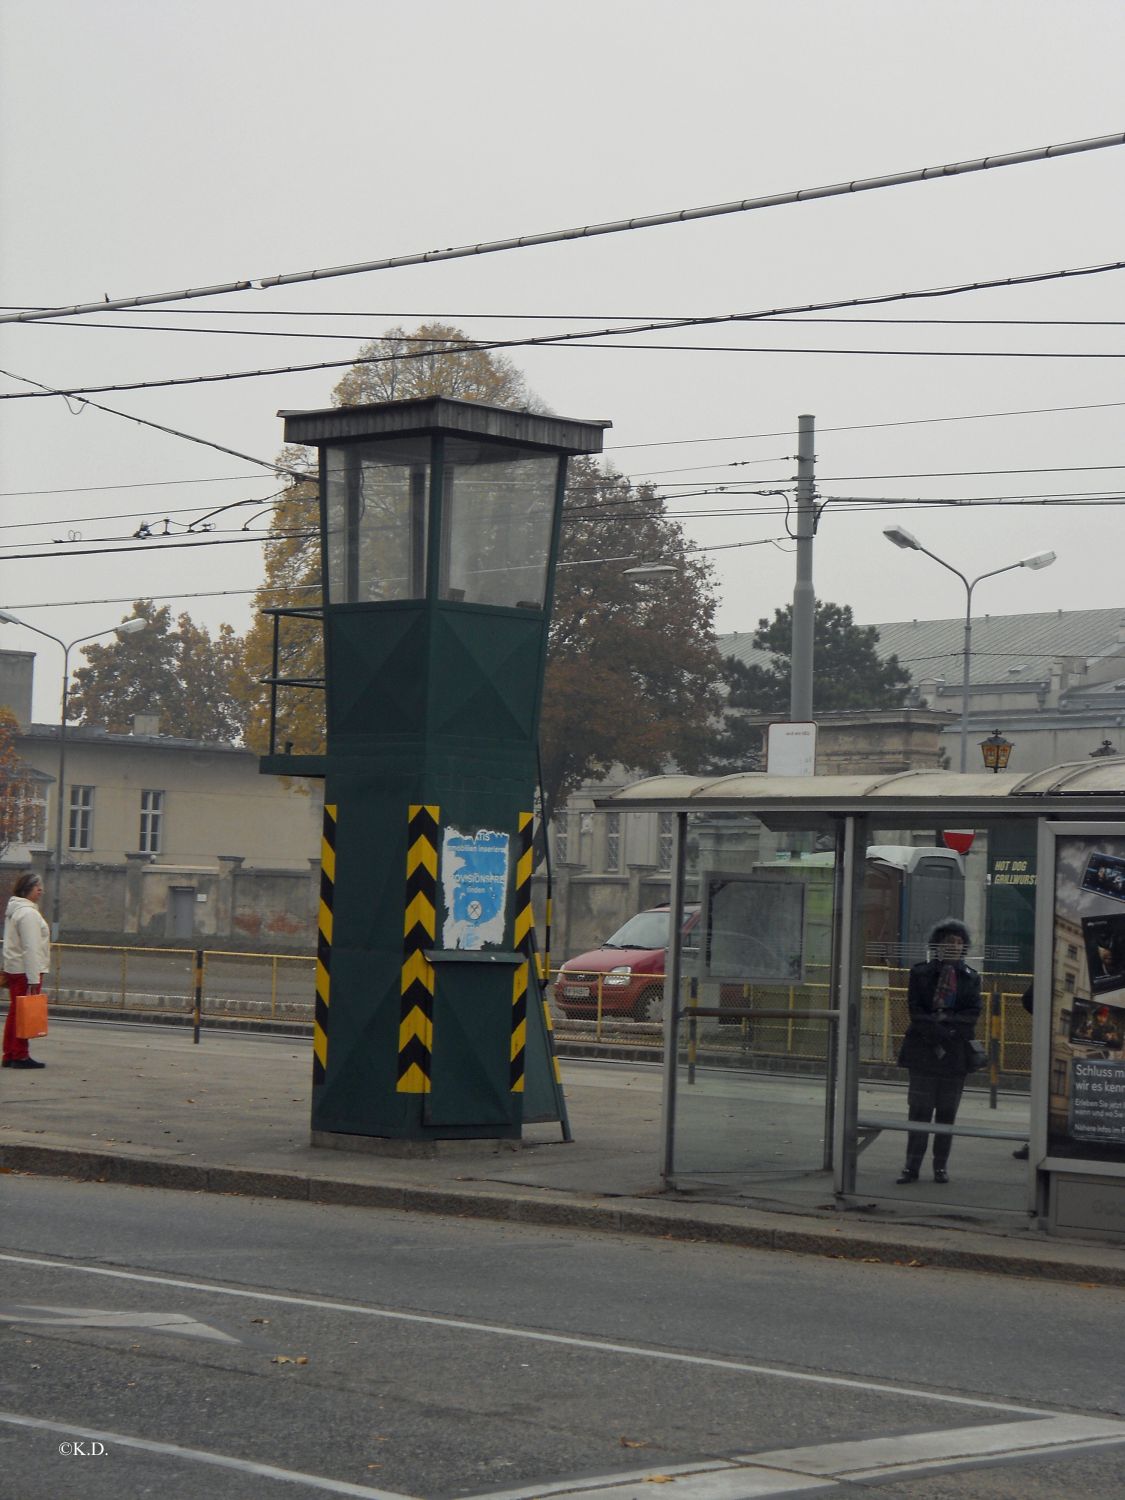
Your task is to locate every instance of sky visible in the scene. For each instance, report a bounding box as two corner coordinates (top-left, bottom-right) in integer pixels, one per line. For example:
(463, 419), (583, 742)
(2, 0), (1124, 722)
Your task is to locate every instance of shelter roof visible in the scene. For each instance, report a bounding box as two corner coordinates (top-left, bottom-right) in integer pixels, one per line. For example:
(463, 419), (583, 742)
(599, 759), (1125, 820)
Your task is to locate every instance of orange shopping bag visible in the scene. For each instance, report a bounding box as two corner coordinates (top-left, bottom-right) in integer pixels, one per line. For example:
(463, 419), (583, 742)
(15, 992), (48, 1040)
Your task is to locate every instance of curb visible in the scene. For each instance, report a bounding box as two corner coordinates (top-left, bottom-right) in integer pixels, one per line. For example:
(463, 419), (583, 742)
(2, 1140), (1121, 1289)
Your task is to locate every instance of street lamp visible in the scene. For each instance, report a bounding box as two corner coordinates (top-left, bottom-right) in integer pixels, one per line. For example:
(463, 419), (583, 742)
(980, 728), (1013, 772)
(0, 611), (146, 936)
(882, 527), (1056, 772)
(622, 564), (680, 581)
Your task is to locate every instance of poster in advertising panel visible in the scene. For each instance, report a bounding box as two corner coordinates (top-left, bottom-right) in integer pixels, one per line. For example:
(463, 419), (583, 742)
(1049, 837), (1125, 1163)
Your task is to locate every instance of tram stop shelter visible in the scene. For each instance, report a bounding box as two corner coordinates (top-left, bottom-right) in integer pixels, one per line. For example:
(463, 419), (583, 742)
(600, 761), (1125, 1243)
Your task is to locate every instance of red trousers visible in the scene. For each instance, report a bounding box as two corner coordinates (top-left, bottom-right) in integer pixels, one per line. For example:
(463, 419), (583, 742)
(2, 973), (31, 1062)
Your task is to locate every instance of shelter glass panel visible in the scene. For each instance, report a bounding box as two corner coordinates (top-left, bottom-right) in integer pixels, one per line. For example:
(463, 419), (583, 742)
(324, 438), (431, 603)
(438, 440), (558, 609)
(669, 814), (838, 1197)
(850, 823), (1031, 1217)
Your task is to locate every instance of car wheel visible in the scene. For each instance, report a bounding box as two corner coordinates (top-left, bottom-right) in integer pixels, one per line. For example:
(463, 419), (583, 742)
(634, 986), (664, 1024)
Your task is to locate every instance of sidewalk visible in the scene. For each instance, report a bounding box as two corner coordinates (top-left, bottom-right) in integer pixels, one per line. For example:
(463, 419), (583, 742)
(2, 1018), (1124, 1288)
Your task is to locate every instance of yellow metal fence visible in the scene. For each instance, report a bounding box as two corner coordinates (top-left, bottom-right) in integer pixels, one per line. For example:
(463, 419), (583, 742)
(45, 945), (1034, 1075)
(49, 943), (316, 1025)
(548, 967), (1035, 1075)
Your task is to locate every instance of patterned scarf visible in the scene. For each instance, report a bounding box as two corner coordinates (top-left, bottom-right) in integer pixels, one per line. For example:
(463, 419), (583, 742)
(934, 961), (959, 1010)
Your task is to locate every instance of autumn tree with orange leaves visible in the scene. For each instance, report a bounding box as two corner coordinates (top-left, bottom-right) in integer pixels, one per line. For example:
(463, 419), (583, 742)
(539, 457), (722, 826)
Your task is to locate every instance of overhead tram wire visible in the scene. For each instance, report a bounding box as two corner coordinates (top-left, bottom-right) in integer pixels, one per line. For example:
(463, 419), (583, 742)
(3, 130), (1121, 328)
(539, 340), (1125, 359)
(604, 398), (1125, 451)
(648, 461), (1125, 487)
(575, 454), (1125, 490)
(16, 312), (1125, 339)
(5, 394), (1125, 506)
(0, 472), (276, 499)
(0, 520), (793, 567)
(0, 528), (795, 617)
(6, 255), (1125, 402)
(15, 464), (1125, 539)
(10, 299), (1125, 326)
(0, 583), (324, 613)
(0, 365), (309, 482)
(11, 488), (1125, 564)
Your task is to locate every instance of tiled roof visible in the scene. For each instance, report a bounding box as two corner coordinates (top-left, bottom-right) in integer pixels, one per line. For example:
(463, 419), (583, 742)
(718, 607), (1125, 688)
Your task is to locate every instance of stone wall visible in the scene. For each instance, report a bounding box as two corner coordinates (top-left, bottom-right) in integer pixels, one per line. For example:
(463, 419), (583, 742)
(15, 857), (320, 951)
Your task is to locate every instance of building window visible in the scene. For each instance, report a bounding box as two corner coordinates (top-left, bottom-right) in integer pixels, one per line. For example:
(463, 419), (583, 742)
(604, 812), (621, 872)
(1052, 1057), (1068, 1098)
(577, 810), (593, 867)
(68, 786), (94, 851)
(28, 791), (47, 846)
(1066, 943), (1078, 960)
(2, 780), (46, 847)
(139, 790), (164, 854)
(554, 814), (568, 865)
(1064, 971), (1076, 993)
(657, 812), (675, 871)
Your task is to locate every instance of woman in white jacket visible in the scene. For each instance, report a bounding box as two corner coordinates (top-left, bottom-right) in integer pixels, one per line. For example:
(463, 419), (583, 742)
(2, 871), (50, 1069)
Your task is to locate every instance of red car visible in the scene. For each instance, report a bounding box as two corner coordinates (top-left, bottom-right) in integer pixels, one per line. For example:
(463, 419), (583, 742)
(553, 905), (698, 1023)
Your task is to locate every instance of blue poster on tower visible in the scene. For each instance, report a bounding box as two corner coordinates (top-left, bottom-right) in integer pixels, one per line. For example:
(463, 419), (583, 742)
(441, 828), (510, 950)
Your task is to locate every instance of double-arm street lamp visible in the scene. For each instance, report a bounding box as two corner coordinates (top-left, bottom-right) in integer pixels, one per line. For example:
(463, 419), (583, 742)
(882, 527), (1056, 773)
(0, 611), (146, 935)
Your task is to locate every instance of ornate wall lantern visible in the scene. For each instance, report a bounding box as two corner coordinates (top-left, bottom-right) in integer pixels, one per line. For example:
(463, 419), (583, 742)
(980, 728), (1013, 773)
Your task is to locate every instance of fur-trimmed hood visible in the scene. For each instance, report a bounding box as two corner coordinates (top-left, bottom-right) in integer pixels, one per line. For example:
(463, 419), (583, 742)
(928, 917), (971, 947)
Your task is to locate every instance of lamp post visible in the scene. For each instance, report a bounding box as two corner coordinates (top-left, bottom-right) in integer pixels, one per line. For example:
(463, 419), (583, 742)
(882, 527), (1055, 772)
(0, 611), (146, 935)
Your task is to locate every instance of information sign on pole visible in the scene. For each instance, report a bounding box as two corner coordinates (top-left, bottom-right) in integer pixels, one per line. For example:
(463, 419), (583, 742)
(766, 721), (817, 777)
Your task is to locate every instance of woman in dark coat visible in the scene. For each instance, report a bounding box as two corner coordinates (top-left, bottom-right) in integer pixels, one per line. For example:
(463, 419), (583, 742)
(896, 917), (982, 1184)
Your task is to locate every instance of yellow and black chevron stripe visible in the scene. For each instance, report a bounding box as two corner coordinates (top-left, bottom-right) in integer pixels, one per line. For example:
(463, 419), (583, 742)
(397, 804), (438, 1093)
(509, 811), (534, 1093)
(541, 979), (564, 1088)
(313, 803), (336, 1086)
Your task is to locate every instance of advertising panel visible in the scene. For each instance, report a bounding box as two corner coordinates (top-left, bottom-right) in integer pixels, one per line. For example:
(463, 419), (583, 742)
(1048, 837), (1125, 1164)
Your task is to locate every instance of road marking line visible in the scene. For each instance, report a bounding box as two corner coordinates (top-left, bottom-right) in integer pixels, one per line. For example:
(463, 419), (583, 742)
(465, 1461), (740, 1500)
(468, 1416), (1125, 1500)
(744, 1414), (1125, 1476)
(471, 1463), (827, 1499)
(0, 1410), (415, 1498)
(0, 1250), (1045, 1417)
(1, 1302), (240, 1342)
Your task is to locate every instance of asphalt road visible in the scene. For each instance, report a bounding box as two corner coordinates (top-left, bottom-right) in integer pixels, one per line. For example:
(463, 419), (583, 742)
(0, 1175), (1122, 1500)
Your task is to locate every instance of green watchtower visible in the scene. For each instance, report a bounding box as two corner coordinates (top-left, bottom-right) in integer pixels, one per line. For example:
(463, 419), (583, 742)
(261, 398), (608, 1145)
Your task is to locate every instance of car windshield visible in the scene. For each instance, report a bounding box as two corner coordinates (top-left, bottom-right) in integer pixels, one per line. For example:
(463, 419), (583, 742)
(603, 910), (684, 949)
